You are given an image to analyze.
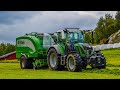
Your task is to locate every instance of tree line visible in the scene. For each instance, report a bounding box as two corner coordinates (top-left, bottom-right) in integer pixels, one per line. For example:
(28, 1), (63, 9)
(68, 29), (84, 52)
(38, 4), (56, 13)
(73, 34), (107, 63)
(0, 42), (15, 56)
(84, 11), (120, 45)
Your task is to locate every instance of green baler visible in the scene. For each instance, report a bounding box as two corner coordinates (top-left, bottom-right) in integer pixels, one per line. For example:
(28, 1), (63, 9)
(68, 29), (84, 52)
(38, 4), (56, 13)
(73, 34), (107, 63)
(16, 32), (55, 69)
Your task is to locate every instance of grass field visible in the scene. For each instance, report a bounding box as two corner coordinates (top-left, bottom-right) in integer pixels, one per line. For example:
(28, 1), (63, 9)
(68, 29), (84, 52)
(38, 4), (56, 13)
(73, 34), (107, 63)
(0, 48), (120, 79)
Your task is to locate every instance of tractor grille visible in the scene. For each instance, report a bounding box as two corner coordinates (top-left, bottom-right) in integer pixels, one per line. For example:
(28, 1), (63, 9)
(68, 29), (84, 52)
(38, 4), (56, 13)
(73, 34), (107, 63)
(75, 46), (85, 54)
(88, 50), (92, 55)
(80, 47), (85, 54)
(82, 45), (93, 55)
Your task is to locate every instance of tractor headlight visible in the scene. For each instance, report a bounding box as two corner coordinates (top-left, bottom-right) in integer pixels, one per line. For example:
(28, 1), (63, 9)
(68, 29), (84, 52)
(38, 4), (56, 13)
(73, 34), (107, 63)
(82, 44), (93, 50)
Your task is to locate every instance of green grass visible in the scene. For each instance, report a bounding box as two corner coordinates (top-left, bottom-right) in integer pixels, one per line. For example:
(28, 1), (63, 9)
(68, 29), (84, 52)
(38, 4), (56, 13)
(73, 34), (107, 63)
(1, 63), (120, 79)
(0, 48), (120, 79)
(101, 48), (120, 66)
(0, 59), (19, 63)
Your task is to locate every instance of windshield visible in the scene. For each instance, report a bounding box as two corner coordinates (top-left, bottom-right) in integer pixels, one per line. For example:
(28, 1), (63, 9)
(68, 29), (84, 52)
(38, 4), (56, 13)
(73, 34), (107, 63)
(68, 32), (84, 43)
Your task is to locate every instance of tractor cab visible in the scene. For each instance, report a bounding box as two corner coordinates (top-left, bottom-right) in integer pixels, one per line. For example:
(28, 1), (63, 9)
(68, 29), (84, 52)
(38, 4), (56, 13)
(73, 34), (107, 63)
(54, 28), (86, 54)
(65, 28), (84, 44)
(55, 28), (84, 44)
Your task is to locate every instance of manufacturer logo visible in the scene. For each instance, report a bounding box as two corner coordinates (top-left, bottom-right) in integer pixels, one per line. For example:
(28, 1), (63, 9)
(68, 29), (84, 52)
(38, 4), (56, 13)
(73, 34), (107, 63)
(17, 40), (25, 44)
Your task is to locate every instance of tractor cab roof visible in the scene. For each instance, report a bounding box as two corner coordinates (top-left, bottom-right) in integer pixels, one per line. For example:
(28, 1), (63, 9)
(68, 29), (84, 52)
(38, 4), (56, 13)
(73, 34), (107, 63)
(56, 28), (93, 33)
(64, 28), (81, 33)
(56, 28), (82, 33)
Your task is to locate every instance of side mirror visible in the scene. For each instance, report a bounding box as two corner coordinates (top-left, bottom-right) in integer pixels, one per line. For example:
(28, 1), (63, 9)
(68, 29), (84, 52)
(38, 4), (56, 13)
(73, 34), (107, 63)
(81, 31), (84, 35)
(89, 40), (92, 46)
(61, 31), (65, 39)
(90, 40), (92, 43)
(91, 31), (94, 39)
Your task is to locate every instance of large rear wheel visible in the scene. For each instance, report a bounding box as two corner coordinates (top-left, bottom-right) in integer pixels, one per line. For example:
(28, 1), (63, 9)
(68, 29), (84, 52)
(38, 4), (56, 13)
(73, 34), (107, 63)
(47, 48), (64, 71)
(67, 54), (82, 72)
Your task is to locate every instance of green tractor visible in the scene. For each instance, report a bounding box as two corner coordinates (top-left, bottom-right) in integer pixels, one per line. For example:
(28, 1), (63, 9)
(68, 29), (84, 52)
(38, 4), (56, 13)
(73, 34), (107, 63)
(47, 28), (106, 72)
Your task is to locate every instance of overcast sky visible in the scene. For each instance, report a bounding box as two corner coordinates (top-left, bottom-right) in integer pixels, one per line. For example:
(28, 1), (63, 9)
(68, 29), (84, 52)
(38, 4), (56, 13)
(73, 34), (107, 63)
(0, 11), (117, 44)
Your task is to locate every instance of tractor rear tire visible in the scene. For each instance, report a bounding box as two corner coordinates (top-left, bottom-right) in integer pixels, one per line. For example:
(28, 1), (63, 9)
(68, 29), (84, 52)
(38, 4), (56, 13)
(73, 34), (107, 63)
(20, 55), (33, 69)
(66, 54), (82, 72)
(47, 48), (64, 71)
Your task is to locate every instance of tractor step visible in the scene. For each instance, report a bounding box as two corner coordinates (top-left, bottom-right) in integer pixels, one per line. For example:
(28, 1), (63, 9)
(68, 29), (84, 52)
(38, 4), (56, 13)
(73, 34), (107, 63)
(61, 55), (66, 65)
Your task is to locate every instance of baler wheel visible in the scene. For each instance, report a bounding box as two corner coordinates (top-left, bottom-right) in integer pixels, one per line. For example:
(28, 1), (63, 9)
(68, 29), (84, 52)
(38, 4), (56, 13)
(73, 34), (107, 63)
(20, 55), (28, 69)
(20, 55), (33, 69)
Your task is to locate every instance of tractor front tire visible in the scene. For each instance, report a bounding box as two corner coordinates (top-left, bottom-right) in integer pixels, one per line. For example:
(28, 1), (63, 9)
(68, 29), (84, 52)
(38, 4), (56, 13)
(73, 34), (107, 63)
(47, 48), (64, 71)
(82, 58), (87, 69)
(66, 54), (82, 72)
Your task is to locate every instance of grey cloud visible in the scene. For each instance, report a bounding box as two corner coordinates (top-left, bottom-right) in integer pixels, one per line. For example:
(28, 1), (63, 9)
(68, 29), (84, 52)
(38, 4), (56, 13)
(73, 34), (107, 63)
(0, 11), (43, 24)
(0, 11), (116, 44)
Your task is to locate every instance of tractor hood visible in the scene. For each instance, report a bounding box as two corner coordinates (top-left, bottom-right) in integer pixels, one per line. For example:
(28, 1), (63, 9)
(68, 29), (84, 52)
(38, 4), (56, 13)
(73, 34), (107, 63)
(75, 43), (93, 50)
(74, 43), (93, 57)
(82, 43), (93, 50)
